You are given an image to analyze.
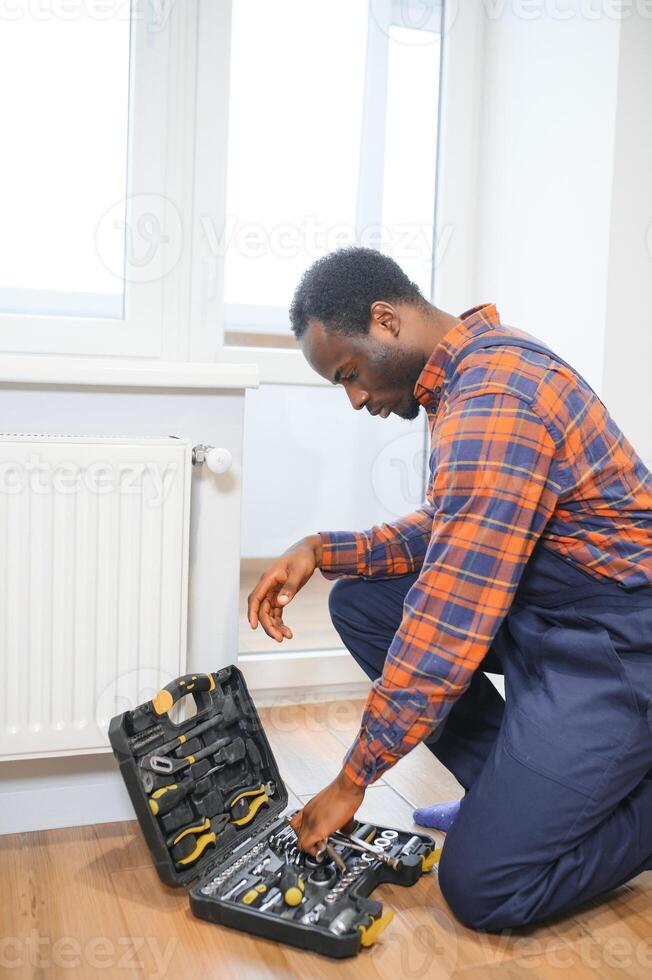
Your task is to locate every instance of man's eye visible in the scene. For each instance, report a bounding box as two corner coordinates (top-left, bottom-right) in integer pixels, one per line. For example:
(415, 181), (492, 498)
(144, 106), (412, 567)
(341, 373), (356, 384)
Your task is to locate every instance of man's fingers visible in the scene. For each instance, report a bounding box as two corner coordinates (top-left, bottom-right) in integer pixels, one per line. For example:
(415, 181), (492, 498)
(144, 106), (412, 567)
(247, 569), (289, 628)
(259, 597), (283, 642)
(276, 576), (301, 606)
(271, 605), (293, 640)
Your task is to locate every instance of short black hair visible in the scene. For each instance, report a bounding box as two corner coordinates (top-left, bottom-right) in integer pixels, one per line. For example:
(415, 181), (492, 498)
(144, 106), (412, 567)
(289, 247), (426, 339)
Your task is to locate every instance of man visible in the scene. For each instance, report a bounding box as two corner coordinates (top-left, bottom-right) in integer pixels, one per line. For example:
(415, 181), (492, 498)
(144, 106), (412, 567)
(247, 247), (652, 931)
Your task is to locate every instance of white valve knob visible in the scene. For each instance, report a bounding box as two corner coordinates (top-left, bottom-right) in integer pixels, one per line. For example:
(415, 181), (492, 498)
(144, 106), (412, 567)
(205, 447), (232, 474)
(192, 444), (233, 474)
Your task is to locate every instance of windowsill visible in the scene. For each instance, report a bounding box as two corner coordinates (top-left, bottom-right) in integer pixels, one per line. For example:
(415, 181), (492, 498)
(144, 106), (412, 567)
(0, 354), (259, 390)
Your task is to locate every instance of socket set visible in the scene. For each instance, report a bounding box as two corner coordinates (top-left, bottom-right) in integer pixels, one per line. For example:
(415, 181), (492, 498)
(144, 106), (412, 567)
(110, 665), (440, 958)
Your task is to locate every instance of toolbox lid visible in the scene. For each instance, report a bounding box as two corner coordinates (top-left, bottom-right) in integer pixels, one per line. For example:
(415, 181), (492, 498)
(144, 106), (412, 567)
(109, 665), (288, 887)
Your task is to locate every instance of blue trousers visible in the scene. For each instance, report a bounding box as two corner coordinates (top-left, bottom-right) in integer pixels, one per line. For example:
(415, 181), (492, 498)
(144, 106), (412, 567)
(329, 541), (652, 930)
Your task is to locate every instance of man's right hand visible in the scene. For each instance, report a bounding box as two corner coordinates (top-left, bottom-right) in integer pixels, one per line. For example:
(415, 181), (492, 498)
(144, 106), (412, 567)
(247, 534), (323, 642)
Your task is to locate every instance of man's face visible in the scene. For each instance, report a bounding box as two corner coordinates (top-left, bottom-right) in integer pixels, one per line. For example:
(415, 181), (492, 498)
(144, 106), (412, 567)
(300, 312), (426, 421)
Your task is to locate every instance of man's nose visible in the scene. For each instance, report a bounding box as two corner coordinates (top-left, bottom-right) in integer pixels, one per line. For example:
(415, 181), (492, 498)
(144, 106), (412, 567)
(347, 385), (370, 411)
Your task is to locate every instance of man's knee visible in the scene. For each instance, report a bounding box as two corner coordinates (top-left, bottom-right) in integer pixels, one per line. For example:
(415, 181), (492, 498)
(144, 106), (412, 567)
(438, 832), (531, 932)
(438, 835), (492, 930)
(328, 578), (364, 629)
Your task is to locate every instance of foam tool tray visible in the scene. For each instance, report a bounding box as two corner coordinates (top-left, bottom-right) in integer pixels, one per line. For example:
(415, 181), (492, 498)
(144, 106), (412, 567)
(109, 665), (441, 959)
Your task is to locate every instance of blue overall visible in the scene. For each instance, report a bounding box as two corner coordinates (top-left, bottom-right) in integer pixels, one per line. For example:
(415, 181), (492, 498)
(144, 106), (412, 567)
(329, 334), (652, 930)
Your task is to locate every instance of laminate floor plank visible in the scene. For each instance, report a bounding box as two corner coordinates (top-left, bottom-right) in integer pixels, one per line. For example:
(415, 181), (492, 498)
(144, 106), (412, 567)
(2, 698), (651, 979)
(0, 826), (142, 979)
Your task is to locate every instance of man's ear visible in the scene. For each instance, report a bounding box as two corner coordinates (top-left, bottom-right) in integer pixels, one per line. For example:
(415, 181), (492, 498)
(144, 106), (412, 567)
(370, 301), (400, 338)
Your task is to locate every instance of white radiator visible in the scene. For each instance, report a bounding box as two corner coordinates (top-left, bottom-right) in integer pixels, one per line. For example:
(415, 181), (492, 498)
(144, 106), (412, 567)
(0, 435), (192, 760)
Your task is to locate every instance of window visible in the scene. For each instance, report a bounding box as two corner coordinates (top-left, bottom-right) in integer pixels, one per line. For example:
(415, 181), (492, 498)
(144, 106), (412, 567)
(224, 0), (443, 349)
(0, 8), (130, 320)
(0, 0), (194, 358)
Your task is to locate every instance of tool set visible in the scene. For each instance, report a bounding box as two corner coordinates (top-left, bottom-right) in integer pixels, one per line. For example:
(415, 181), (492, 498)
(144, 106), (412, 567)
(109, 665), (441, 958)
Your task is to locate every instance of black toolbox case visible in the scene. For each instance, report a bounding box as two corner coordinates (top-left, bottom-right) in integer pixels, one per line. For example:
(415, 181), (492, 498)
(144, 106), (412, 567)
(109, 665), (440, 959)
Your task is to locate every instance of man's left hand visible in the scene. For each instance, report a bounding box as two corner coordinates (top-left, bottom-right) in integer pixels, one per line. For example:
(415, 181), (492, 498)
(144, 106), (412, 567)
(289, 769), (365, 854)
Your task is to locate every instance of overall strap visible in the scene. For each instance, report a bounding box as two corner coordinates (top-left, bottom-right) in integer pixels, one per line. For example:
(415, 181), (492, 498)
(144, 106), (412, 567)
(446, 333), (598, 398)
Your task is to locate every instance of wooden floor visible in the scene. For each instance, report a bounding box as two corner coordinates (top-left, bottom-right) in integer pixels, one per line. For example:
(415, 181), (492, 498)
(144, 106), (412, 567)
(2, 699), (652, 979)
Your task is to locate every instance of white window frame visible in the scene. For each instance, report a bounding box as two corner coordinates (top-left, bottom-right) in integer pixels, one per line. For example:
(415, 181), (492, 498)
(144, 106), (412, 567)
(218, 0), (448, 384)
(0, 0), (484, 381)
(0, 0), (227, 361)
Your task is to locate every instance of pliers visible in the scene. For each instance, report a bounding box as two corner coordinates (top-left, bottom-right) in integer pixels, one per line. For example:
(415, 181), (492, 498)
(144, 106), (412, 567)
(326, 831), (400, 870)
(227, 781), (275, 827)
(168, 813), (230, 866)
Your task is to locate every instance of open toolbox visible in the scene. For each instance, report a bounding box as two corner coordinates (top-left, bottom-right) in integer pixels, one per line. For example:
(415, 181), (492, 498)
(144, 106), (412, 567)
(109, 665), (441, 959)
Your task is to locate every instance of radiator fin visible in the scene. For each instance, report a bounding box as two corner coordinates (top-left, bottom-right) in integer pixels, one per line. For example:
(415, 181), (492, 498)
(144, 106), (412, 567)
(0, 436), (192, 759)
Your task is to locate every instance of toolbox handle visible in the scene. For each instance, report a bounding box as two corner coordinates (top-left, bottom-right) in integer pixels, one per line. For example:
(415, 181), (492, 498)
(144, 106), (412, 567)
(150, 673), (216, 716)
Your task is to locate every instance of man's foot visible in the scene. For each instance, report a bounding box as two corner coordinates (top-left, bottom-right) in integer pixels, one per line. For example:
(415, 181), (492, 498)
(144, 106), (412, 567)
(413, 799), (461, 832)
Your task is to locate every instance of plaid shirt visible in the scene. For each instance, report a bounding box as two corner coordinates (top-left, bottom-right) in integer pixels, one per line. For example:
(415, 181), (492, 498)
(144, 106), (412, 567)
(319, 303), (652, 787)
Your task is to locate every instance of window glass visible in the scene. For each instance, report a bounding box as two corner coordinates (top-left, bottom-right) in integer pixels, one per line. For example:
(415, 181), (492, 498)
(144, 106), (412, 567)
(0, 2), (131, 318)
(224, 0), (368, 336)
(381, 26), (441, 296)
(224, 3), (443, 345)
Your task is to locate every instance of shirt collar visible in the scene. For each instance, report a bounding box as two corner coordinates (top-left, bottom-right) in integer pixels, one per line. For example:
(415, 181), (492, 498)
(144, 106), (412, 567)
(413, 302), (502, 410)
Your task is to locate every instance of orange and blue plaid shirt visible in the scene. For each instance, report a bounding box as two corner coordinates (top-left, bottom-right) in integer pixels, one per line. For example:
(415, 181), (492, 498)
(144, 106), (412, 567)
(319, 303), (652, 787)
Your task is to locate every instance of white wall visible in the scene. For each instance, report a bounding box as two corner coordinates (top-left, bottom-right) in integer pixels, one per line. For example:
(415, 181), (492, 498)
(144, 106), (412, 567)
(472, 3), (622, 393)
(241, 386), (426, 558)
(601, 11), (652, 463)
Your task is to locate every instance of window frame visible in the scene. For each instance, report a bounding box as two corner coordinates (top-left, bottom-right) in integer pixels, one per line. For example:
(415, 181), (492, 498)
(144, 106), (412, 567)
(221, 0), (446, 367)
(0, 0), (484, 382)
(0, 0), (218, 360)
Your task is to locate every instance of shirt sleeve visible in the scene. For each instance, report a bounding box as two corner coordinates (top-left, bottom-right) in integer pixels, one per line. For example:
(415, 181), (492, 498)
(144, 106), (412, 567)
(341, 392), (561, 787)
(318, 506), (435, 579)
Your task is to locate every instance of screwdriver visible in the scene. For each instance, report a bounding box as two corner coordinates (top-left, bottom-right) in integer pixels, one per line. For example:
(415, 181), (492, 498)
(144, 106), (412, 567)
(239, 872), (281, 907)
(148, 762), (224, 817)
(148, 776), (195, 817)
(277, 864), (305, 907)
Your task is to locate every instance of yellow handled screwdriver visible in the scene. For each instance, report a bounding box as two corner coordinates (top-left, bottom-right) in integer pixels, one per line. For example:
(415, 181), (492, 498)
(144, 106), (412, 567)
(148, 776), (195, 817)
(239, 872), (281, 907)
(148, 761), (224, 817)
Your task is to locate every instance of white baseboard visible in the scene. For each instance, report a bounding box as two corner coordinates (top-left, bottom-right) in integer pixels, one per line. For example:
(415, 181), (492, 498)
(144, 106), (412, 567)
(239, 648), (371, 705)
(0, 754), (133, 836)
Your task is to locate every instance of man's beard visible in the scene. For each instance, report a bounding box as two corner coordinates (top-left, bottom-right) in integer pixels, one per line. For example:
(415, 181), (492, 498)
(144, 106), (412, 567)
(369, 342), (425, 420)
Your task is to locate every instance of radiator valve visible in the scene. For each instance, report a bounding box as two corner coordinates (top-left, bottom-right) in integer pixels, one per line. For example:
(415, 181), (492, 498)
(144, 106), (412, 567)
(192, 445), (233, 474)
